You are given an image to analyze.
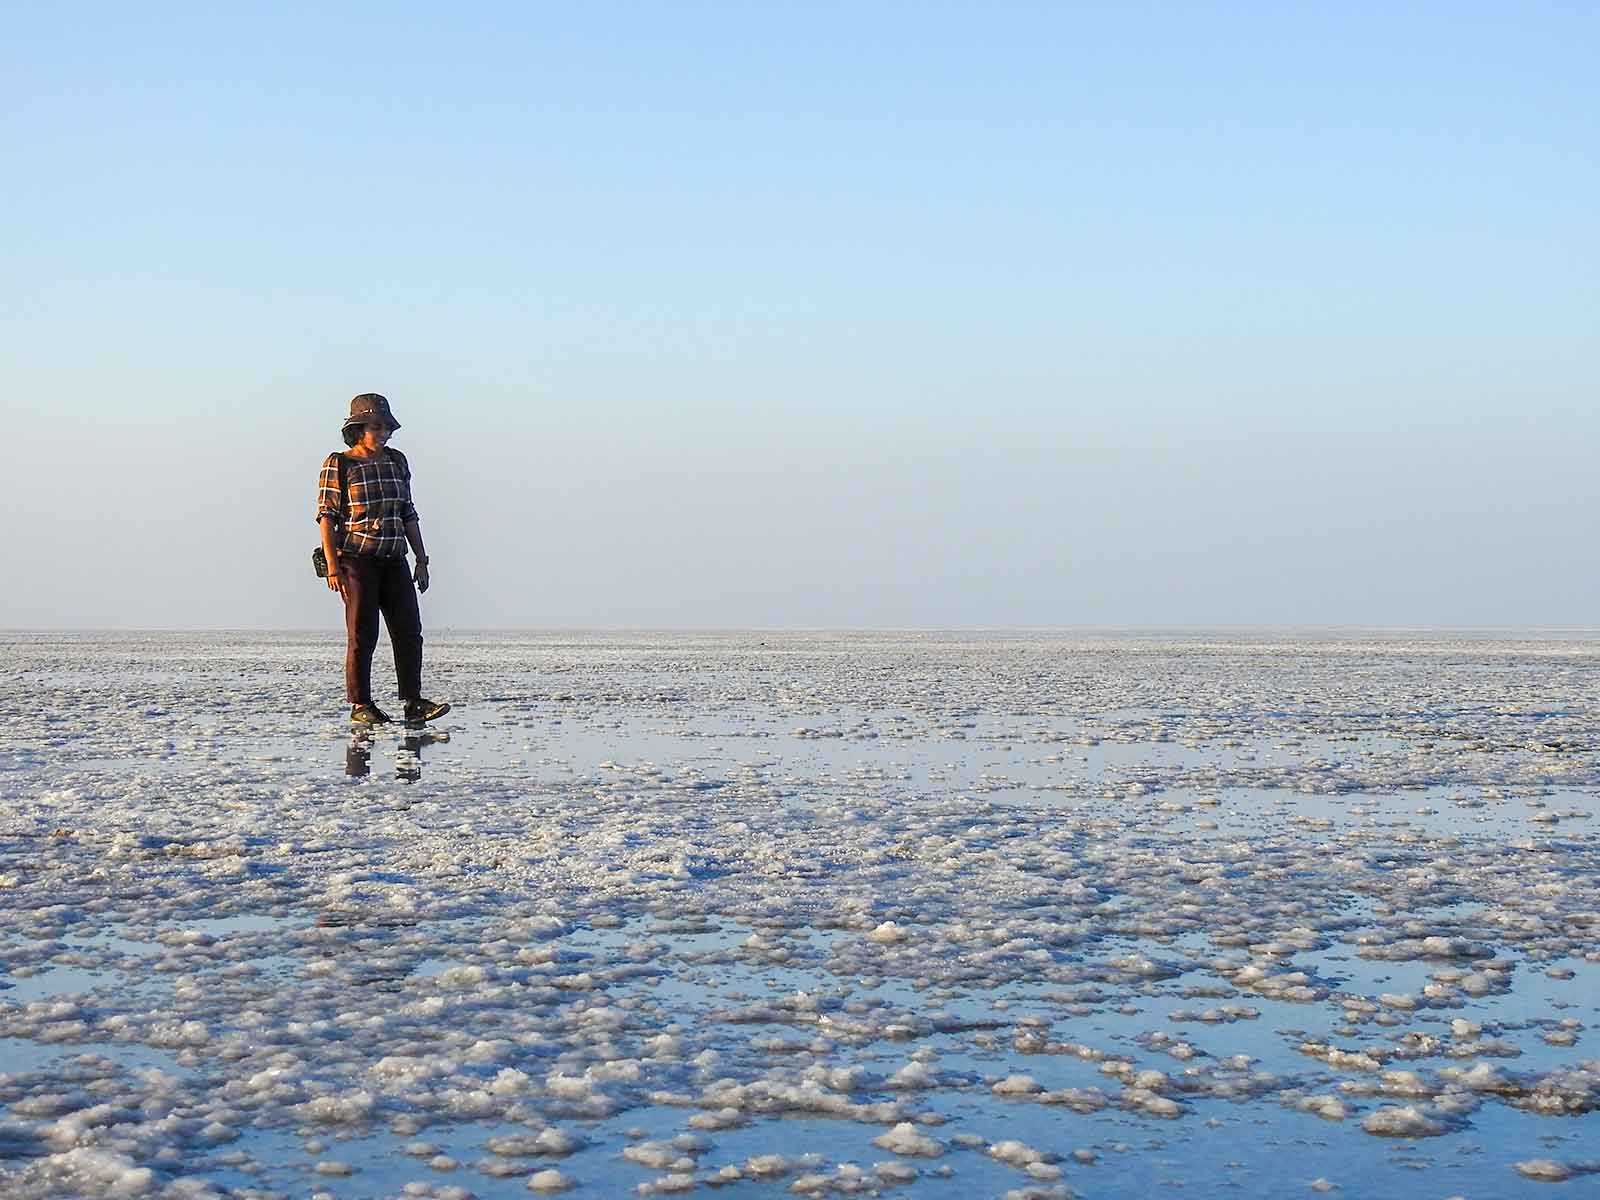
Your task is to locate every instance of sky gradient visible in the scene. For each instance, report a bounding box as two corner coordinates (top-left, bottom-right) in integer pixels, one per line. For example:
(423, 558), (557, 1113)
(4, 2), (1595, 628)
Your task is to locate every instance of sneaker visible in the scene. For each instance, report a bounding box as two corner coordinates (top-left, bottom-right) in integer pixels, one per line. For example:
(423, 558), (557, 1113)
(404, 698), (451, 726)
(351, 703), (392, 725)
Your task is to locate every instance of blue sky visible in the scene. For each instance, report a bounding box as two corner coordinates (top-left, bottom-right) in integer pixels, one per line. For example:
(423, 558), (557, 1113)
(3, 2), (1594, 627)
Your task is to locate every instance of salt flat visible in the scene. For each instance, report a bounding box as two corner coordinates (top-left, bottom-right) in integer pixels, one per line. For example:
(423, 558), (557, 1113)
(1, 631), (1597, 1199)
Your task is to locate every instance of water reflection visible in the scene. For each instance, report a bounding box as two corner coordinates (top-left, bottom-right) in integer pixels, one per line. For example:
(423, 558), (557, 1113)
(345, 734), (373, 777)
(345, 729), (450, 781)
(396, 731), (423, 782)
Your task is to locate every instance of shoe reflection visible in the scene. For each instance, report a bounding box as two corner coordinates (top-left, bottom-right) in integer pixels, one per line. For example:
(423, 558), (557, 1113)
(346, 734), (372, 777)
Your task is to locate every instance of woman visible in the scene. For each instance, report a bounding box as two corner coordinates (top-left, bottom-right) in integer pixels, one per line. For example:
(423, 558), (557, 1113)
(317, 393), (451, 726)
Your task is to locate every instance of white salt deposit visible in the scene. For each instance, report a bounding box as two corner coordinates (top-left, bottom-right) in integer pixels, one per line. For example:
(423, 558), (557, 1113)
(1360, 1104), (1451, 1137)
(871, 1122), (945, 1157)
(525, 1169), (573, 1192)
(1, 631), (1598, 1198)
(989, 1139), (1052, 1167)
(1512, 1158), (1573, 1181)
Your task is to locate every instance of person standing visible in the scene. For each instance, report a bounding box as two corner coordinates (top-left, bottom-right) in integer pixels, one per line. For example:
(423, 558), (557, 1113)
(317, 393), (451, 726)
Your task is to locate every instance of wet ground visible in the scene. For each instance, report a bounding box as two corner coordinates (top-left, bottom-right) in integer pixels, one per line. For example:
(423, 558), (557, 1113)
(1, 631), (1598, 1198)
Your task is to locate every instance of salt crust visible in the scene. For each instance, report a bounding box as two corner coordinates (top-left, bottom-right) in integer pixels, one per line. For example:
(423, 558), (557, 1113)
(1, 632), (1599, 1197)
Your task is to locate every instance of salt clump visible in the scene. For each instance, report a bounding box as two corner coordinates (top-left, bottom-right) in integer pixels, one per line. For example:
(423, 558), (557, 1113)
(1360, 1105), (1450, 1137)
(872, 1122), (945, 1157)
(990, 1139), (1052, 1167)
(1513, 1159), (1573, 1181)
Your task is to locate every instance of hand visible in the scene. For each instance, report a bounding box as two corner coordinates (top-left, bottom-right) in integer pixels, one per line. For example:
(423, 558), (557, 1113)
(326, 564), (344, 594)
(414, 561), (430, 593)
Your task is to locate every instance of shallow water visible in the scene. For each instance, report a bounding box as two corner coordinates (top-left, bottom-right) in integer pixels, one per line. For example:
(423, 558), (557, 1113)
(2, 630), (1598, 1198)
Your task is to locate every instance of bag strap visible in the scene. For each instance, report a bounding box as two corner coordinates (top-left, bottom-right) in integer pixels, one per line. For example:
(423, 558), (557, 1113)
(337, 453), (349, 524)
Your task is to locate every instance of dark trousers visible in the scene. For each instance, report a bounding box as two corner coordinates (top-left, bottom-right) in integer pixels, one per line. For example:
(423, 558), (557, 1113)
(342, 554), (423, 704)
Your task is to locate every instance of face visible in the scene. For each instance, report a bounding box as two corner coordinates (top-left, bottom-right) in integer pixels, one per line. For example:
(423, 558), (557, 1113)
(359, 421), (393, 449)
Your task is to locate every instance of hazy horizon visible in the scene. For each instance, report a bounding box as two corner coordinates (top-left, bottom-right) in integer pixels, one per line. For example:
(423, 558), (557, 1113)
(6, 624), (1599, 639)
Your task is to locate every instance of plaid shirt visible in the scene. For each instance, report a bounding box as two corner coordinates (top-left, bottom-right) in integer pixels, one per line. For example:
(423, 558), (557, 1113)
(316, 449), (419, 558)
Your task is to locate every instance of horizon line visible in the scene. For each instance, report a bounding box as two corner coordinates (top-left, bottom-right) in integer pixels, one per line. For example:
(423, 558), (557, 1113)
(6, 624), (1600, 637)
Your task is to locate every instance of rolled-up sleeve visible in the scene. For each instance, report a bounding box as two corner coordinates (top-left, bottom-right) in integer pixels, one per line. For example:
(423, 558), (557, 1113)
(316, 453), (342, 524)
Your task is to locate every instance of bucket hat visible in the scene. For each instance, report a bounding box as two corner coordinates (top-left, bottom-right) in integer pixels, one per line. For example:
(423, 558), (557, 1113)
(342, 393), (402, 439)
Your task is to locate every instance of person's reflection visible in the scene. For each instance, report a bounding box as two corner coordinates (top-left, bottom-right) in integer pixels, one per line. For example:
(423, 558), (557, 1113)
(345, 728), (448, 782)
